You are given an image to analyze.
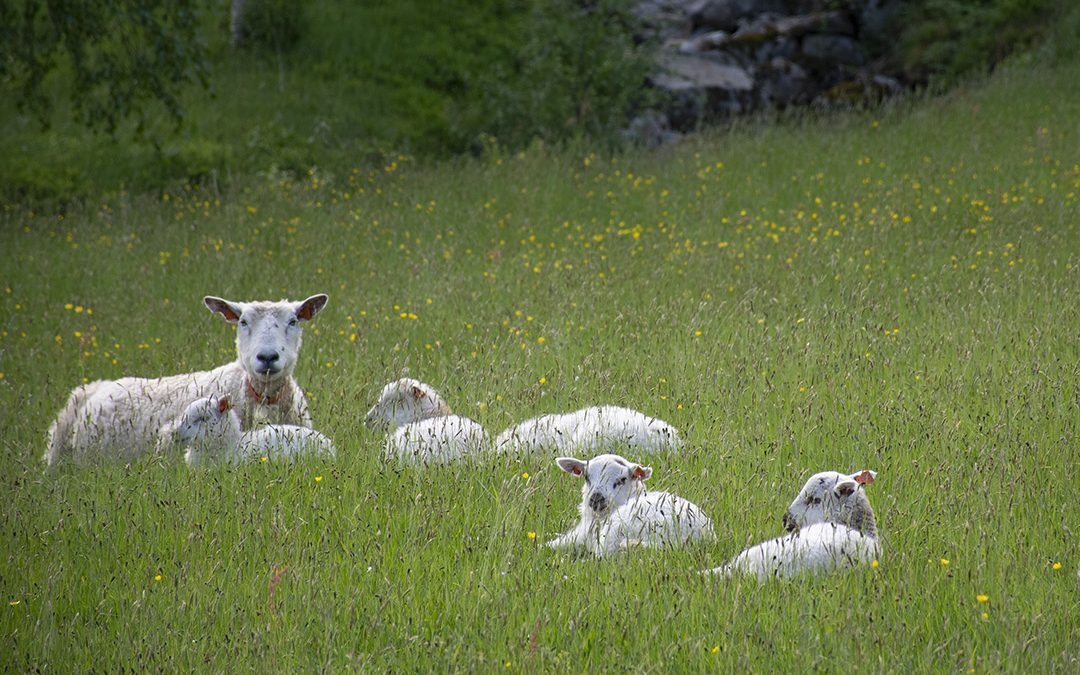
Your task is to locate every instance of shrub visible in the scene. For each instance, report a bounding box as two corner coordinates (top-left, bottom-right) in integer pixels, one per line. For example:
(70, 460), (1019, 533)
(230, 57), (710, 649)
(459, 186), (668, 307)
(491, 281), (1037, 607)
(897, 0), (1058, 84)
(237, 0), (306, 53)
(454, 0), (659, 151)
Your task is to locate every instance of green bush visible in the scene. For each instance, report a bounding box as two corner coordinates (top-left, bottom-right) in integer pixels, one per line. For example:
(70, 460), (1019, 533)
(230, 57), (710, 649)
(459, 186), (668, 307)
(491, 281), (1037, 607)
(897, 0), (1058, 84)
(455, 0), (658, 151)
(160, 138), (234, 184)
(239, 0), (306, 53)
(0, 157), (85, 206)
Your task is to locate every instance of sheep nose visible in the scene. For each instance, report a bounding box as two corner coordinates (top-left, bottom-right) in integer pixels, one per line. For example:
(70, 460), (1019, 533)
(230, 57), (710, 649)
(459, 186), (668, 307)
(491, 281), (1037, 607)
(256, 351), (280, 365)
(588, 493), (606, 512)
(782, 510), (798, 532)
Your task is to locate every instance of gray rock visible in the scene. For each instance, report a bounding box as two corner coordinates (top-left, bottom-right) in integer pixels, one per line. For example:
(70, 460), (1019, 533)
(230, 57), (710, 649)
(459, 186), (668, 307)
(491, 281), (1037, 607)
(858, 0), (902, 53)
(634, 0), (695, 41)
(622, 111), (682, 148)
(691, 0), (785, 32)
(754, 36), (798, 63)
(653, 53), (754, 91)
(678, 30), (731, 54)
(774, 11), (854, 37)
(801, 34), (866, 66)
(756, 57), (813, 107)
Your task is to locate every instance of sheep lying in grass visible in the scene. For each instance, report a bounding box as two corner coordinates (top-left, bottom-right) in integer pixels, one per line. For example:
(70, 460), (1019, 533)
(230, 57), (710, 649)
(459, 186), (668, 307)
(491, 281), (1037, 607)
(167, 396), (335, 466)
(44, 294), (327, 466)
(705, 469), (880, 579)
(365, 378), (485, 465)
(548, 453), (714, 557)
(494, 406), (681, 456)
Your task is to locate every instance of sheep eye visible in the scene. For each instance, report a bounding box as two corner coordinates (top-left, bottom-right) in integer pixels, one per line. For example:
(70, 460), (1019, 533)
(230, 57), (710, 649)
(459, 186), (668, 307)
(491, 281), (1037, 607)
(614, 477), (627, 488)
(288, 318), (299, 327)
(239, 319), (248, 327)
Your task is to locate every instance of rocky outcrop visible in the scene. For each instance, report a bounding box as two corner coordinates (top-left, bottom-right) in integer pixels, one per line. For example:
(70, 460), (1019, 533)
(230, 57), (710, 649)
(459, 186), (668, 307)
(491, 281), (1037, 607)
(628, 0), (904, 142)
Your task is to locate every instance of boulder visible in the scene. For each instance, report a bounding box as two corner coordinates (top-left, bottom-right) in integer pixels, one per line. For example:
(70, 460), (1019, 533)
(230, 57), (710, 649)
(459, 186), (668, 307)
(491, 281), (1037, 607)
(801, 34), (866, 66)
(653, 53), (754, 92)
(691, 0), (786, 32)
(756, 57), (813, 107)
(622, 111), (682, 147)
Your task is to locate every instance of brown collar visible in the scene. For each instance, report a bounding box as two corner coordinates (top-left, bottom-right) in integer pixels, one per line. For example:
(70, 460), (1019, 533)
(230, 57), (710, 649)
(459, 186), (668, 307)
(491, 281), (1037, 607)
(246, 378), (287, 405)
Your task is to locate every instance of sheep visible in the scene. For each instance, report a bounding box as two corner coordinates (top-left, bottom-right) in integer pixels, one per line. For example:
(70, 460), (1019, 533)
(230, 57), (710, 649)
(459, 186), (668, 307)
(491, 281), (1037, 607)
(384, 416), (487, 466)
(168, 396), (335, 466)
(44, 294), (328, 465)
(364, 378), (452, 429)
(494, 405), (682, 457)
(364, 378), (486, 466)
(548, 453), (714, 557)
(705, 469), (879, 579)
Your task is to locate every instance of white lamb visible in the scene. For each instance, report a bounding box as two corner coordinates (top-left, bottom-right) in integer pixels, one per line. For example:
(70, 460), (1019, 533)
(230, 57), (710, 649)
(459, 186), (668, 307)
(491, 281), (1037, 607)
(548, 453), (714, 558)
(364, 378), (453, 429)
(705, 469), (880, 579)
(44, 294), (328, 465)
(494, 405), (682, 457)
(167, 396), (336, 466)
(365, 378), (486, 465)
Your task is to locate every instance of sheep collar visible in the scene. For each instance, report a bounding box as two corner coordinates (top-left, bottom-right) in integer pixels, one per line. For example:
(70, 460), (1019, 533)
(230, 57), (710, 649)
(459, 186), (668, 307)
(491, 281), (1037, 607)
(245, 378), (287, 405)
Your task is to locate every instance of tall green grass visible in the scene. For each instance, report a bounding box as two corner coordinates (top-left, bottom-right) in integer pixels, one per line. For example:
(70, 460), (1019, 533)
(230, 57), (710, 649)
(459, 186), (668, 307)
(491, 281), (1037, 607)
(1, 58), (1077, 670)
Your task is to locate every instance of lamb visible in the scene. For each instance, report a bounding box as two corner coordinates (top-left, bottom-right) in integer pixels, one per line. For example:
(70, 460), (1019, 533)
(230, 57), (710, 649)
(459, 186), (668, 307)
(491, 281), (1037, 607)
(548, 453), (714, 557)
(705, 469), (880, 579)
(494, 405), (682, 457)
(166, 396), (335, 466)
(364, 378), (453, 429)
(44, 294), (328, 465)
(364, 378), (486, 465)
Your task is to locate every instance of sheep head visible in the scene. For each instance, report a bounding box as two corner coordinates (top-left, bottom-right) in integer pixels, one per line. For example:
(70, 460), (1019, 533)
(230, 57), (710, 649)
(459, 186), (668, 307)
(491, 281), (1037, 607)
(364, 378), (452, 430)
(783, 469), (877, 534)
(556, 453), (651, 519)
(204, 294), (328, 385)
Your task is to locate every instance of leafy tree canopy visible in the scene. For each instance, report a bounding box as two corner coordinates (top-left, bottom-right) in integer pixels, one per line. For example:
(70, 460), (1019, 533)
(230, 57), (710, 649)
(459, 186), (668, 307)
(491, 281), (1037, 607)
(0, 0), (210, 134)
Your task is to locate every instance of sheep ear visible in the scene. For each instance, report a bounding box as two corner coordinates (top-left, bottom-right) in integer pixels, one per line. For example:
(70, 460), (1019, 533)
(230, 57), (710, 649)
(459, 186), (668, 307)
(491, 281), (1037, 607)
(835, 479), (857, 498)
(205, 297), (243, 323)
(295, 294), (329, 322)
(853, 469), (876, 486)
(411, 386), (426, 401)
(556, 457), (586, 477)
(217, 397), (233, 414)
(631, 464), (652, 481)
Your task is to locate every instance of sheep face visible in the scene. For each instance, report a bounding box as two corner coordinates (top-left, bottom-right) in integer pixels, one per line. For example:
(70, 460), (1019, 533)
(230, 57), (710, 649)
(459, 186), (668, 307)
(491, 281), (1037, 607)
(364, 378), (451, 430)
(204, 295), (328, 384)
(783, 469), (876, 532)
(556, 453), (651, 518)
(173, 396), (238, 446)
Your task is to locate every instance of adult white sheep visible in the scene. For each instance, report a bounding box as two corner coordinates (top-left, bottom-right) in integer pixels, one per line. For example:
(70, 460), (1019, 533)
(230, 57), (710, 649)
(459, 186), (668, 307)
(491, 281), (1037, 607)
(165, 396), (335, 466)
(494, 405), (681, 456)
(548, 453), (714, 557)
(44, 294), (328, 465)
(365, 378), (485, 465)
(705, 469), (880, 579)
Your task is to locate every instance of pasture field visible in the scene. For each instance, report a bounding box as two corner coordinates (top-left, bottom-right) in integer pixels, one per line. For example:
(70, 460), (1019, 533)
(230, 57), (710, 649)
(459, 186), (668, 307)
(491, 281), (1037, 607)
(1, 58), (1078, 671)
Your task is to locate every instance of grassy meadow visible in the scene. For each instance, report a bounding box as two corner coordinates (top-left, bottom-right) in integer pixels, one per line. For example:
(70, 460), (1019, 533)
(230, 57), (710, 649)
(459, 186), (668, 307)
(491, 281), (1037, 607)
(1, 57), (1078, 671)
